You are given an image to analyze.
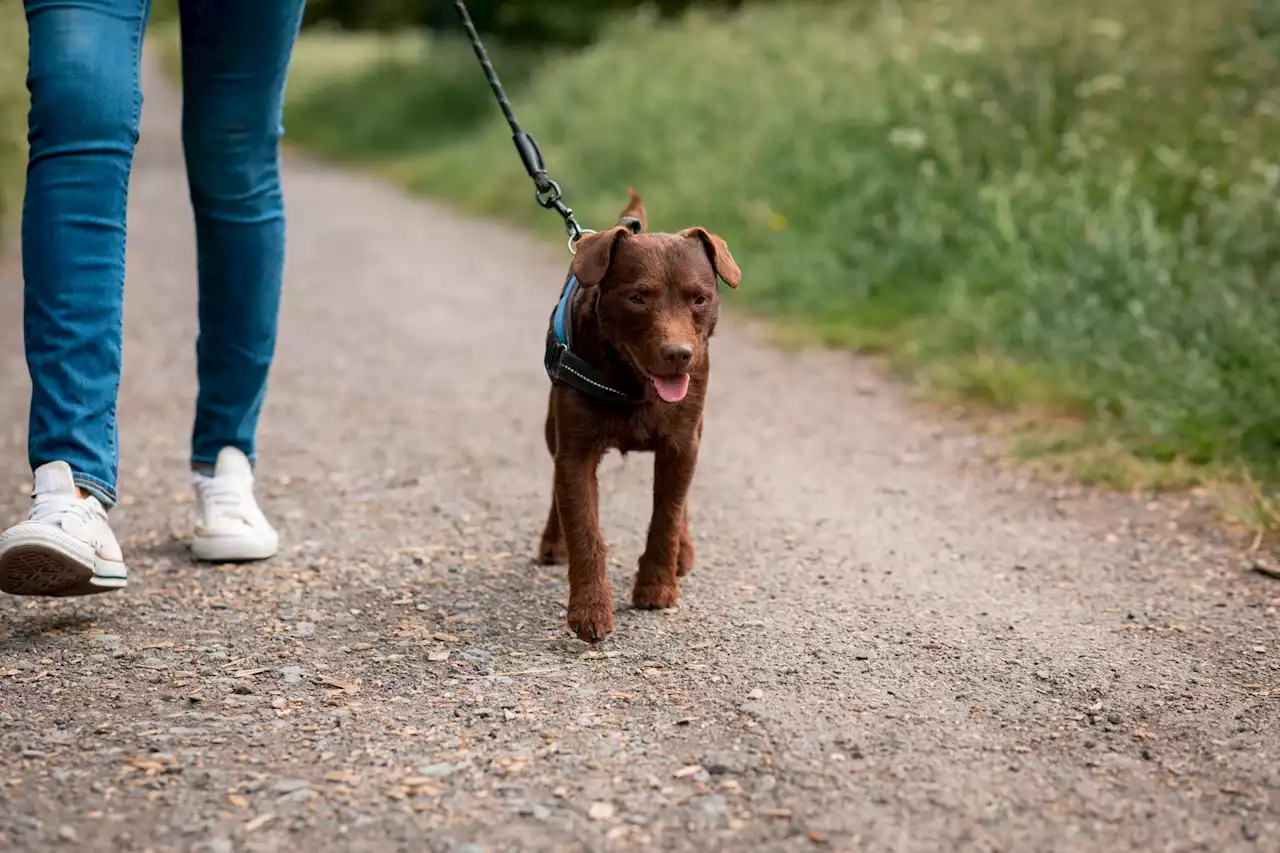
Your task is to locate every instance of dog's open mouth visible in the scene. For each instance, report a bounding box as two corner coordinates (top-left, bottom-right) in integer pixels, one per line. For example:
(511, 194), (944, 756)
(652, 375), (690, 403)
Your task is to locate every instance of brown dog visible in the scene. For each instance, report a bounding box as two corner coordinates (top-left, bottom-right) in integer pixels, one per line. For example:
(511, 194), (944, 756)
(537, 189), (740, 642)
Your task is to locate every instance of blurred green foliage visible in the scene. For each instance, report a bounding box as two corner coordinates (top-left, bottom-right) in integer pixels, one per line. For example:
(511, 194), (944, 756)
(149, 0), (179, 24)
(0, 2), (28, 245)
(276, 0), (1280, 488)
(300, 0), (744, 45)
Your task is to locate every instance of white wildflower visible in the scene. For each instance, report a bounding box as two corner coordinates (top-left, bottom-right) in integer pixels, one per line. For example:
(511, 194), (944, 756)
(889, 127), (928, 151)
(1090, 18), (1125, 40)
(1076, 74), (1124, 98)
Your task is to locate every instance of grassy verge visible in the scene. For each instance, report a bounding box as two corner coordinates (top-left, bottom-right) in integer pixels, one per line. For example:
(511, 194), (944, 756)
(161, 2), (1280, 532)
(0, 3), (29, 246)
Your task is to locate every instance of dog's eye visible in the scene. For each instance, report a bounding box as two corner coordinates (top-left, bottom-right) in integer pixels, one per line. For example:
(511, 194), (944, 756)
(629, 294), (645, 306)
(693, 295), (708, 306)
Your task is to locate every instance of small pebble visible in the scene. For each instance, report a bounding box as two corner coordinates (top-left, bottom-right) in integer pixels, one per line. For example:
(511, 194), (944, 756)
(703, 753), (746, 776)
(416, 763), (455, 779)
(272, 779), (312, 795)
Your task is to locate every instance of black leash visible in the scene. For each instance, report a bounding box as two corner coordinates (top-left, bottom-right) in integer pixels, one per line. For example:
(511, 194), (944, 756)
(453, 1), (641, 405)
(451, 0), (588, 251)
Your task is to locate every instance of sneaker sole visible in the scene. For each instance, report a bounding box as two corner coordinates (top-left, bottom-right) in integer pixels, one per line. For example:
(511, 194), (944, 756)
(191, 533), (279, 563)
(0, 542), (127, 597)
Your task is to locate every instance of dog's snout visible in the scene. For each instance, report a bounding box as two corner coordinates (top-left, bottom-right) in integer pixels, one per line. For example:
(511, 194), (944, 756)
(660, 343), (694, 370)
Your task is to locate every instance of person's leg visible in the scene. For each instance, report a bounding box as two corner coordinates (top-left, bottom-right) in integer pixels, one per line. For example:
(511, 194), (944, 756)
(21, 0), (152, 508)
(178, 0), (304, 562)
(0, 0), (149, 596)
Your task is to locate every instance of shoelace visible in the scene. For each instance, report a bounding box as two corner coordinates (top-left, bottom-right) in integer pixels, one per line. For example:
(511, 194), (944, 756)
(193, 475), (254, 521)
(29, 496), (95, 525)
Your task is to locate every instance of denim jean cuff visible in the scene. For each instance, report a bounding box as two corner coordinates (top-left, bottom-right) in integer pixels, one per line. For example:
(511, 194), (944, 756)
(189, 454), (256, 473)
(73, 473), (117, 510)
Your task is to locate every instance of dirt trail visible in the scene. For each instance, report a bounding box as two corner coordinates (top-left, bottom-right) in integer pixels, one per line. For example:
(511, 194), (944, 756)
(1, 56), (1277, 853)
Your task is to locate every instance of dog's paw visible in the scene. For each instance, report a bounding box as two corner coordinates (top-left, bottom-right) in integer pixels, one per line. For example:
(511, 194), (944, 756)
(677, 537), (695, 577)
(632, 582), (679, 610)
(567, 592), (615, 642)
(537, 536), (568, 565)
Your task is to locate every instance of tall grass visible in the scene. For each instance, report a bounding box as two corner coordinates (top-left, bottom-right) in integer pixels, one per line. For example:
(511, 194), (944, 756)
(280, 0), (1280, 490)
(282, 33), (540, 161)
(0, 3), (29, 244)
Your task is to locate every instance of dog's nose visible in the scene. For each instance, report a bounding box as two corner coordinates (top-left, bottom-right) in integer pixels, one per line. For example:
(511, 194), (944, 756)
(660, 344), (693, 370)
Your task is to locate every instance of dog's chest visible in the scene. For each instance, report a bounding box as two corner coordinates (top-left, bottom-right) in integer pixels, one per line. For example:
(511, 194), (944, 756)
(599, 403), (696, 454)
(603, 409), (662, 453)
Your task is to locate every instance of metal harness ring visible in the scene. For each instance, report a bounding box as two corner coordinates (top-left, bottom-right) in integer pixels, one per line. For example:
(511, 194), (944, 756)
(568, 228), (596, 255)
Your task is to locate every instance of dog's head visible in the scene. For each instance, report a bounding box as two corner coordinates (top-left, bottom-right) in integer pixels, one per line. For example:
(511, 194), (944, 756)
(570, 188), (741, 404)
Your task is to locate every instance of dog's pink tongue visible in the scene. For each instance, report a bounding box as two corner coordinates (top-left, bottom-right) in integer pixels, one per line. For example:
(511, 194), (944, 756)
(653, 375), (690, 403)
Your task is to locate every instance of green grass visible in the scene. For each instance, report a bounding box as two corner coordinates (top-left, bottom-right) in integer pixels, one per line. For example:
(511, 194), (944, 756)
(282, 34), (542, 164)
(0, 3), (29, 245)
(168, 2), (1280, 524)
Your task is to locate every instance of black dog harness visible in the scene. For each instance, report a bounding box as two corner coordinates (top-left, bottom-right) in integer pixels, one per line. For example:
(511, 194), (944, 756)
(543, 216), (644, 404)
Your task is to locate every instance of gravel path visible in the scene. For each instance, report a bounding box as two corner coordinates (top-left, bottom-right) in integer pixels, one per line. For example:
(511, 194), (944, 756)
(1, 57), (1278, 853)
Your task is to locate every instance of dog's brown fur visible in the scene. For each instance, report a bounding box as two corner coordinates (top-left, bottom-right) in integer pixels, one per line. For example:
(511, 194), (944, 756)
(537, 189), (741, 642)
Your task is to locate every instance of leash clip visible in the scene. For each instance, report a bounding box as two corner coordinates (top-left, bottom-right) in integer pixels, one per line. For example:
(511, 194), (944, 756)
(454, 0), (591, 255)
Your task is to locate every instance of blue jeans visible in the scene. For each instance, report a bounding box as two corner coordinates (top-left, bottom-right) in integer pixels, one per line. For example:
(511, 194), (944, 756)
(22, 0), (305, 507)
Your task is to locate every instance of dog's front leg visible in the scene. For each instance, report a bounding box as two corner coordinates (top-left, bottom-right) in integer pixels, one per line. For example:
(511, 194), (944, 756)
(537, 396), (568, 565)
(555, 447), (613, 641)
(634, 437), (698, 609)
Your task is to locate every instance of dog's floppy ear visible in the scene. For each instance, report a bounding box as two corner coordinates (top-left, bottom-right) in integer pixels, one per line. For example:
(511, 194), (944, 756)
(679, 227), (741, 289)
(571, 225), (630, 287)
(618, 186), (647, 232)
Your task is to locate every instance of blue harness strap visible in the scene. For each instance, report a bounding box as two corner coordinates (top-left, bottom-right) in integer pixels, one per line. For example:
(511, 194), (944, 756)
(551, 273), (577, 351)
(544, 268), (636, 404)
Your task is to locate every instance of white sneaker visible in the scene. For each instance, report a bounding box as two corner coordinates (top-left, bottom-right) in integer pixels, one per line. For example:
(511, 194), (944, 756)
(0, 461), (128, 597)
(191, 447), (279, 563)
